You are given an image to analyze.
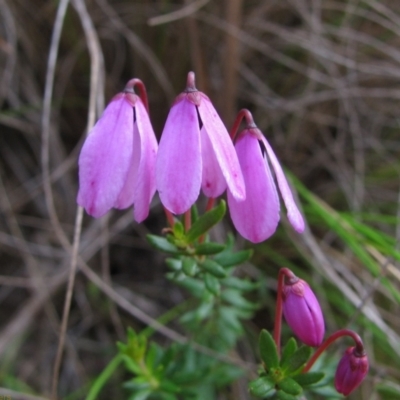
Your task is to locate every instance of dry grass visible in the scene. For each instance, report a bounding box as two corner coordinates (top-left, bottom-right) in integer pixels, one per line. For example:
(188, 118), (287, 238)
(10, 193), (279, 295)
(0, 1), (399, 399)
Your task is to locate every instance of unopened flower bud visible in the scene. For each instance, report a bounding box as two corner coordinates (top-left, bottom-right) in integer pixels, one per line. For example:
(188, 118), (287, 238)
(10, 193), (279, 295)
(282, 278), (325, 347)
(335, 346), (369, 396)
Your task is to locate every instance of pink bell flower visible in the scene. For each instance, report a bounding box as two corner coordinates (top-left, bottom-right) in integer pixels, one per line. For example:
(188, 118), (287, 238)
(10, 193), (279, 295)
(282, 277), (325, 347)
(77, 82), (158, 222)
(335, 346), (369, 395)
(156, 72), (245, 214)
(227, 122), (305, 243)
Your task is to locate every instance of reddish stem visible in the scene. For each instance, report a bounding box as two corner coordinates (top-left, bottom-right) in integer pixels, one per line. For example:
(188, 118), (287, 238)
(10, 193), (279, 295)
(163, 207), (175, 227)
(125, 78), (149, 113)
(273, 268), (298, 353)
(205, 197), (215, 212)
(302, 329), (365, 373)
(184, 210), (192, 232)
(229, 109), (257, 141)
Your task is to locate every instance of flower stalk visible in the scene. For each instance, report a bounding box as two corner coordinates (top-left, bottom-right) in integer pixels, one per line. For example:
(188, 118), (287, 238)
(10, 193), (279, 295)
(273, 268), (297, 352)
(302, 329), (365, 373)
(125, 78), (149, 113)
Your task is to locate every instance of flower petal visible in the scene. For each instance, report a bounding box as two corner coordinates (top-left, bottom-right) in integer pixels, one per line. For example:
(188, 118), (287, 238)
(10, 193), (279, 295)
(201, 126), (226, 197)
(156, 97), (202, 214)
(228, 132), (280, 243)
(132, 99), (158, 222)
(197, 95), (245, 201)
(77, 95), (133, 217)
(114, 116), (140, 211)
(261, 136), (305, 232)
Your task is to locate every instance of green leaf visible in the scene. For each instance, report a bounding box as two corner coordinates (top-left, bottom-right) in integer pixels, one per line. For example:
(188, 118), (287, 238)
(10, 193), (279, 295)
(292, 372), (325, 387)
(186, 200), (226, 243)
(128, 389), (152, 400)
(221, 289), (258, 311)
(165, 258), (182, 272)
(282, 346), (312, 373)
(200, 259), (227, 278)
(172, 276), (204, 298)
(121, 355), (142, 375)
(278, 377), (302, 395)
(204, 273), (221, 295)
(221, 276), (259, 291)
(160, 379), (181, 393)
(214, 249), (253, 267)
(276, 390), (298, 400)
(147, 235), (180, 254)
(248, 377), (275, 397)
(190, 203), (199, 223)
(194, 242), (225, 255)
(172, 221), (185, 238)
(259, 330), (279, 370)
(182, 257), (197, 276)
(219, 306), (243, 333)
(145, 343), (158, 370)
(280, 338), (298, 367)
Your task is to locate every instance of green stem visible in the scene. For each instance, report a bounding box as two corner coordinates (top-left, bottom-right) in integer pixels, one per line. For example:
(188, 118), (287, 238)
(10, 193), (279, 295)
(85, 354), (122, 400)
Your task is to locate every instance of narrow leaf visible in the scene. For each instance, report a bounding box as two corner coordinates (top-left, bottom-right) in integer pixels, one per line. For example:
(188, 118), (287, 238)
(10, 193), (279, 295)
(182, 257), (197, 276)
(147, 235), (180, 254)
(165, 258), (182, 271)
(204, 273), (221, 295)
(200, 259), (227, 278)
(194, 242), (225, 255)
(280, 338), (298, 367)
(259, 330), (279, 370)
(186, 200), (226, 243)
(214, 249), (253, 267)
(282, 346), (312, 373)
(248, 377), (275, 397)
(276, 390), (298, 400)
(293, 372), (325, 387)
(278, 377), (302, 395)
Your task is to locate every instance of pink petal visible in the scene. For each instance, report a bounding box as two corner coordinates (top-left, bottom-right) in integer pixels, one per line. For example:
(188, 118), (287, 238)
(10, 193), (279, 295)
(197, 95), (245, 201)
(77, 95), (133, 217)
(201, 126), (226, 197)
(228, 132), (280, 243)
(156, 97), (202, 214)
(132, 99), (158, 222)
(261, 136), (305, 232)
(114, 116), (140, 211)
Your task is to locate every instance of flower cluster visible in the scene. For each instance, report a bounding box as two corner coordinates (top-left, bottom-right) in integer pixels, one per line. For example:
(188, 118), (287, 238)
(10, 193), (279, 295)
(77, 72), (304, 242)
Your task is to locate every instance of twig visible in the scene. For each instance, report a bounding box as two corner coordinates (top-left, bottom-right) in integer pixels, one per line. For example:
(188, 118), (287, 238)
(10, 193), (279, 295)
(148, 0), (210, 26)
(45, 0), (104, 397)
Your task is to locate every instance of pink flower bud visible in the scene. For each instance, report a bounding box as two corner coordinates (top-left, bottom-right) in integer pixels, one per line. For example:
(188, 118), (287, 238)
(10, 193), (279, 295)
(282, 278), (325, 347)
(335, 346), (369, 396)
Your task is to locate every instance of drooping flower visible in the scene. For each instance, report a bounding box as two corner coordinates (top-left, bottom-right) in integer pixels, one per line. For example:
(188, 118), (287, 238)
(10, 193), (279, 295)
(335, 346), (369, 396)
(227, 111), (305, 243)
(156, 72), (245, 215)
(282, 276), (325, 347)
(77, 80), (158, 222)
